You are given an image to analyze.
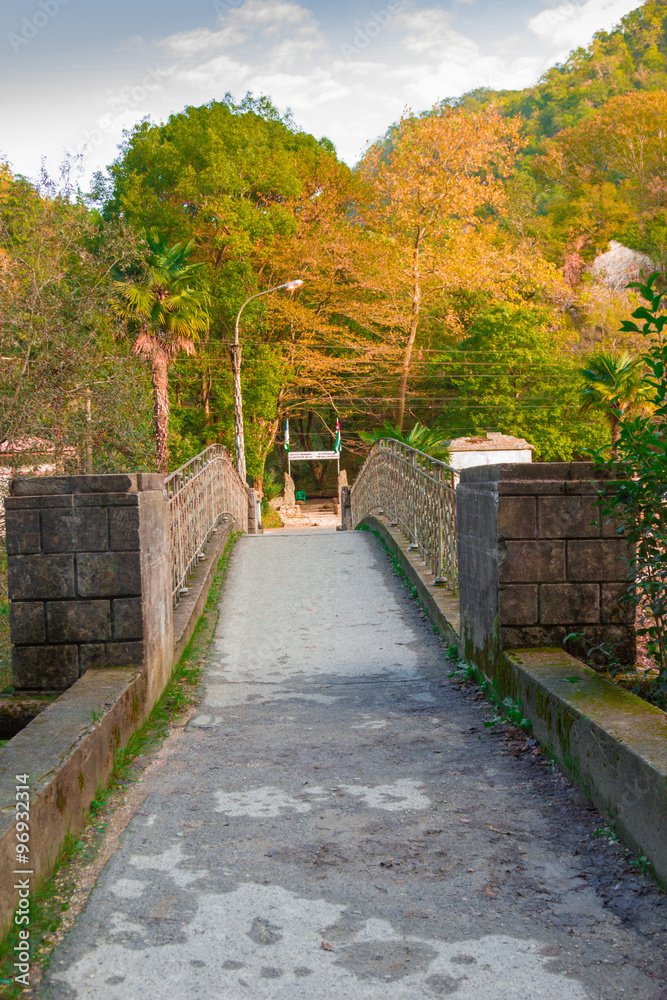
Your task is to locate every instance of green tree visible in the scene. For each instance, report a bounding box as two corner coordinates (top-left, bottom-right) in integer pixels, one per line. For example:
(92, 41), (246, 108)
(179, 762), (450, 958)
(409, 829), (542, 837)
(436, 303), (606, 460)
(115, 230), (211, 474)
(597, 273), (667, 703)
(99, 95), (348, 476)
(0, 163), (154, 473)
(579, 349), (654, 454)
(359, 421), (451, 461)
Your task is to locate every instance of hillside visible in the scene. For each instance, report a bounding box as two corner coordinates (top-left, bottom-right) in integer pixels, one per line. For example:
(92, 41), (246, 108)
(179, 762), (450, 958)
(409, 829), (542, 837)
(448, 0), (667, 149)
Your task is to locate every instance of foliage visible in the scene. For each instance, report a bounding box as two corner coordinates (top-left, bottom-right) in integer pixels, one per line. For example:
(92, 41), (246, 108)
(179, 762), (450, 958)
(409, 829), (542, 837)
(114, 229), (211, 473)
(579, 349), (654, 452)
(537, 90), (667, 266)
(434, 303), (607, 459)
(358, 106), (526, 431)
(563, 631), (624, 676)
(358, 421), (451, 461)
(261, 469), (284, 503)
(0, 164), (155, 473)
(100, 95), (371, 476)
(596, 273), (667, 705)
(449, 1), (667, 147)
(436, 3), (667, 276)
(448, 658), (532, 730)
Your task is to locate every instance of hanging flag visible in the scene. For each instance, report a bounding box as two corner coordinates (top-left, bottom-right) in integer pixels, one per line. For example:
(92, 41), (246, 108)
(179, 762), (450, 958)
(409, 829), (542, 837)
(284, 418), (290, 451)
(334, 418), (342, 454)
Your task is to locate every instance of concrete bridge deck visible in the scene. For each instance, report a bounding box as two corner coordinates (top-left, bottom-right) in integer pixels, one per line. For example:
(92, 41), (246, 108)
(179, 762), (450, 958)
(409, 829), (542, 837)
(40, 531), (665, 999)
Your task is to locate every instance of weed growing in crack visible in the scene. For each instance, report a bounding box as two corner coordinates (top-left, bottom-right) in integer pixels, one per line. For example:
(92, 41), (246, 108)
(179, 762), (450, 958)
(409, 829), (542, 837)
(448, 659), (531, 732)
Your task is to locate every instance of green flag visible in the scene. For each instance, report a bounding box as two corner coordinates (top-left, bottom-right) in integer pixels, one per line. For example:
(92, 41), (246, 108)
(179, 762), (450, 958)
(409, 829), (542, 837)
(334, 418), (341, 454)
(284, 418), (290, 451)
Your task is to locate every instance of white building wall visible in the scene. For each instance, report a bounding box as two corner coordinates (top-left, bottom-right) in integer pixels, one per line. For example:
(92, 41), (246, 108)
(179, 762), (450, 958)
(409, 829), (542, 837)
(449, 449), (533, 471)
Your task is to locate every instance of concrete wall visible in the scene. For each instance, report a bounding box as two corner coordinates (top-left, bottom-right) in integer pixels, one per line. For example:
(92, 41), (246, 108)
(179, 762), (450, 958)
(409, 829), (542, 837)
(457, 463), (634, 667)
(5, 474), (173, 696)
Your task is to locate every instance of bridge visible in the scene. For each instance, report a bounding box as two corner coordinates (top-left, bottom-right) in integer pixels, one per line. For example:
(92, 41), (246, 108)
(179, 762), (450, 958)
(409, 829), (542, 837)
(1, 444), (666, 996)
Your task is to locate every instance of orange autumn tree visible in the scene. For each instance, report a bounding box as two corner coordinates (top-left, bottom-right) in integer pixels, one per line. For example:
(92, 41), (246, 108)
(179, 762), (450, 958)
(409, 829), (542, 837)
(537, 90), (667, 263)
(358, 107), (524, 431)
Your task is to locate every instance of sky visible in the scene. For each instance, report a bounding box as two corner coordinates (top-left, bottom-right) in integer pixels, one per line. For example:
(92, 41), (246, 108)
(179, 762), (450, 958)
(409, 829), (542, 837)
(0, 0), (644, 186)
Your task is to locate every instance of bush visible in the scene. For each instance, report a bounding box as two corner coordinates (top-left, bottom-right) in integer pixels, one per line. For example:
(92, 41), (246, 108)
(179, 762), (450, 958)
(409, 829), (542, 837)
(597, 273), (667, 707)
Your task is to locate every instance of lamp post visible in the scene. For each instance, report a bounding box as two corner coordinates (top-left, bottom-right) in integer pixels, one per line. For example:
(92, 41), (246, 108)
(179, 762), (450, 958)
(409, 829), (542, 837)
(230, 279), (304, 481)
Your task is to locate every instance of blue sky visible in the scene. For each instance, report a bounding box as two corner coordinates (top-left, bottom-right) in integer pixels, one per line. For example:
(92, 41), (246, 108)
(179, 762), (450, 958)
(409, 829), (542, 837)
(0, 0), (644, 185)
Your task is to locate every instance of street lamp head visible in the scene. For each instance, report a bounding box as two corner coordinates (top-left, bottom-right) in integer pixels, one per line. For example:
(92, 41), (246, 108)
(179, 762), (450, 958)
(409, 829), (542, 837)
(283, 279), (304, 292)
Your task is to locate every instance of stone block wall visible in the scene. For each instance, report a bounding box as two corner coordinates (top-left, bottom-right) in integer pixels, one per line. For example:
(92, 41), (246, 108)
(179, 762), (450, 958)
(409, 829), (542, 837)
(457, 463), (635, 665)
(5, 474), (173, 692)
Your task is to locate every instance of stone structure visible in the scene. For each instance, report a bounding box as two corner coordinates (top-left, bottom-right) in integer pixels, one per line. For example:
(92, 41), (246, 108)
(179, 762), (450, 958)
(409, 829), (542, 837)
(283, 471), (296, 507)
(448, 431), (533, 471)
(590, 240), (655, 292)
(457, 463), (634, 666)
(336, 469), (348, 515)
(5, 474), (173, 694)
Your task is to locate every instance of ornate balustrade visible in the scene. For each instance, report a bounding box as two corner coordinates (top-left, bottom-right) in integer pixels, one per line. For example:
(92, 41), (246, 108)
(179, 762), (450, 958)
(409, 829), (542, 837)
(166, 445), (249, 604)
(350, 438), (459, 590)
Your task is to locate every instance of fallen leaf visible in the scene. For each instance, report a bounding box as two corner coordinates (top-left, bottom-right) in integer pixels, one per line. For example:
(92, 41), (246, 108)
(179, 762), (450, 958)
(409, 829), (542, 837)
(485, 887), (496, 897)
(488, 824), (516, 836)
(321, 941), (335, 952)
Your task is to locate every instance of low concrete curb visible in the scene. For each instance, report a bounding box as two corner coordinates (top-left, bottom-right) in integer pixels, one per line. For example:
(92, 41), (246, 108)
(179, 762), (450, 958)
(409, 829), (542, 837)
(363, 513), (667, 888)
(0, 668), (146, 940)
(504, 647), (667, 888)
(0, 523), (235, 941)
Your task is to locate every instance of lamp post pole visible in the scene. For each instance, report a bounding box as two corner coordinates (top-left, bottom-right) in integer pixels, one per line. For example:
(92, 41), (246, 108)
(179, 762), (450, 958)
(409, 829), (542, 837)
(230, 280), (303, 482)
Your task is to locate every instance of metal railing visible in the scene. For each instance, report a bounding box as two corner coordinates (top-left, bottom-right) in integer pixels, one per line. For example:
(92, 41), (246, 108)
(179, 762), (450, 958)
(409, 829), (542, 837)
(350, 438), (459, 590)
(166, 445), (248, 604)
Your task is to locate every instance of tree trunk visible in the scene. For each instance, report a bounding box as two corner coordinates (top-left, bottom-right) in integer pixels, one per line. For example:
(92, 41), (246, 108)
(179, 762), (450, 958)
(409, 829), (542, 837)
(151, 350), (170, 476)
(85, 387), (93, 474)
(228, 343), (246, 482)
(395, 229), (424, 433)
(203, 366), (212, 423)
(610, 411), (620, 457)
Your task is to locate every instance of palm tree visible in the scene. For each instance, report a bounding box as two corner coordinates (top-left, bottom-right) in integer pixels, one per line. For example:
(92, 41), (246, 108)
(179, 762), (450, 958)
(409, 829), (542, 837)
(116, 231), (211, 475)
(579, 350), (654, 455)
(359, 421), (451, 462)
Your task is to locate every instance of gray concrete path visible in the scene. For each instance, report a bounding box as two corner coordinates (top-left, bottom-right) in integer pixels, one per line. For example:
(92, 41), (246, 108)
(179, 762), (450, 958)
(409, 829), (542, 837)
(42, 531), (666, 999)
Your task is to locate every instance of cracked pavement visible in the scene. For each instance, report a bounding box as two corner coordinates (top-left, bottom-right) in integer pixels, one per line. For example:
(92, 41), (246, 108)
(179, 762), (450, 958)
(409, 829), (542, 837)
(41, 530), (667, 999)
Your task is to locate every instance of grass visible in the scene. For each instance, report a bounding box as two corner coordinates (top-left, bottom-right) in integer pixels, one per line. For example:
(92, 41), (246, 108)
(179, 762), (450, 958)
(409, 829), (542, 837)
(0, 531), (239, 996)
(0, 543), (10, 692)
(447, 647), (532, 733)
(261, 505), (283, 529)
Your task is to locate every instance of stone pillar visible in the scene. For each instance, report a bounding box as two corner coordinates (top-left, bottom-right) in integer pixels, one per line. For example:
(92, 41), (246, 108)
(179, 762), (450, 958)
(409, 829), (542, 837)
(283, 472), (296, 508)
(337, 469), (348, 515)
(340, 486), (352, 531)
(247, 487), (258, 535)
(456, 463), (635, 667)
(5, 474), (173, 695)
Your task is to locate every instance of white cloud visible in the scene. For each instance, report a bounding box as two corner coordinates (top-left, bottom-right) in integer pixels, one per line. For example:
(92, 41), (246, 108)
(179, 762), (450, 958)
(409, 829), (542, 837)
(2, 0), (646, 186)
(528, 0), (641, 51)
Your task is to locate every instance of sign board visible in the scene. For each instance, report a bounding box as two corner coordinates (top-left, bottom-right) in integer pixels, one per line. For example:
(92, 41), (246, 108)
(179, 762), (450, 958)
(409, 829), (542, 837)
(288, 450), (339, 461)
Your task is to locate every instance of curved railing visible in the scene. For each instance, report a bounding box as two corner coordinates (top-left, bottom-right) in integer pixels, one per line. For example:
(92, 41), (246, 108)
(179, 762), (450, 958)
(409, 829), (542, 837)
(350, 438), (459, 590)
(166, 445), (248, 603)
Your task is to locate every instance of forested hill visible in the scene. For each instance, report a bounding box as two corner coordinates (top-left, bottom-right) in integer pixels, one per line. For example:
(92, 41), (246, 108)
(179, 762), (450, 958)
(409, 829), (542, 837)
(446, 0), (667, 147)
